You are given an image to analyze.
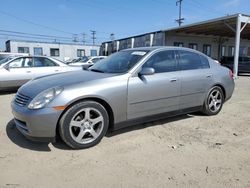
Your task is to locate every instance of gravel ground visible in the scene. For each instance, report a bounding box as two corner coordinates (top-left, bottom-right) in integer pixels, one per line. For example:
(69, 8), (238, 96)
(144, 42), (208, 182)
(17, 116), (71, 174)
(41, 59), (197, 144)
(0, 76), (250, 188)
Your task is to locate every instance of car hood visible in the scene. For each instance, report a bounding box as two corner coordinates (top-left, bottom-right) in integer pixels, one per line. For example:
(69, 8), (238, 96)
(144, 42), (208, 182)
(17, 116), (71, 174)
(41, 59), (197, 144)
(18, 70), (115, 98)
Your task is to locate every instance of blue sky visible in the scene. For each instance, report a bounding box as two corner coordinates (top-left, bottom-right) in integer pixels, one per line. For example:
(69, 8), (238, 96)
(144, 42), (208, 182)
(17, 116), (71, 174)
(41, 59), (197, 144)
(0, 0), (249, 50)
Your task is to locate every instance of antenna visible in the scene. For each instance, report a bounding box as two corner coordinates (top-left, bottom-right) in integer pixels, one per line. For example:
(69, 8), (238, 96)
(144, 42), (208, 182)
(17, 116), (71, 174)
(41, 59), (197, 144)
(176, 0), (184, 26)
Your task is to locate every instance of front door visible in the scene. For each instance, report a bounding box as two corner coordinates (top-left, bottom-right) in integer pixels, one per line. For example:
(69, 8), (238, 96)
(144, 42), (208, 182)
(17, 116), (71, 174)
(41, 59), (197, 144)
(1, 57), (34, 88)
(127, 50), (181, 120)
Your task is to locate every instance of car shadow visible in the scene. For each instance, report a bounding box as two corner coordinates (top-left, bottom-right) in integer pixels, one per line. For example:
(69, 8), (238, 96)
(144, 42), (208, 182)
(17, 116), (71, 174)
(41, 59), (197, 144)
(6, 114), (195, 151)
(0, 90), (17, 95)
(6, 119), (52, 152)
(106, 114), (193, 137)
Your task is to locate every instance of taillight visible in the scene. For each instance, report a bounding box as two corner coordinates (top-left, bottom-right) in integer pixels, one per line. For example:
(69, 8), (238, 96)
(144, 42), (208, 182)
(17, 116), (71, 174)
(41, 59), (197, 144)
(229, 69), (234, 79)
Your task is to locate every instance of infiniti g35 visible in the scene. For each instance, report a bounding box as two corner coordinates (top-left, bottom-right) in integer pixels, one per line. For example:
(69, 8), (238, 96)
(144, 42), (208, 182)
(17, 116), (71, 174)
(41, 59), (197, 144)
(11, 47), (235, 149)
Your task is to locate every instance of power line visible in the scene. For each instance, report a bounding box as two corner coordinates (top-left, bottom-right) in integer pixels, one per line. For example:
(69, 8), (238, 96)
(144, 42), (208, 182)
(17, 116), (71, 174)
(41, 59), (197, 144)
(0, 29), (72, 39)
(0, 9), (75, 35)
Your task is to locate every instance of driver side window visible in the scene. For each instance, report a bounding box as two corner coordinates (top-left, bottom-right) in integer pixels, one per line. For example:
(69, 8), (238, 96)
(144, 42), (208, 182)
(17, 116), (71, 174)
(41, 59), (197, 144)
(142, 50), (177, 73)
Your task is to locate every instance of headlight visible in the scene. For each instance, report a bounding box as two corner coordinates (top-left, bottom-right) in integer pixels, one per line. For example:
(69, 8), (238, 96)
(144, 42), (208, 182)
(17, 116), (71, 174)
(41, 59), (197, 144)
(28, 86), (63, 109)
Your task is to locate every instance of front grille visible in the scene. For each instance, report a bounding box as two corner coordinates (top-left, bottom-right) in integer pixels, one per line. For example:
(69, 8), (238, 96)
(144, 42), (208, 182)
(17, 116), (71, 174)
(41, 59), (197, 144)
(15, 92), (31, 106)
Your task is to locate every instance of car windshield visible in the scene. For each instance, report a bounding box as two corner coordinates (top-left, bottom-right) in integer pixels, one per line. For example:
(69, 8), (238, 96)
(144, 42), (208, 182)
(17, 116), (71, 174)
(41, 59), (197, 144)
(0, 56), (15, 65)
(89, 50), (149, 73)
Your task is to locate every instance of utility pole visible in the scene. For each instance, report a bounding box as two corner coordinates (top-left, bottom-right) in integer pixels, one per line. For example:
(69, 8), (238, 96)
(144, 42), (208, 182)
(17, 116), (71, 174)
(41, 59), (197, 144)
(176, 0), (184, 26)
(110, 33), (115, 52)
(90, 30), (96, 45)
(73, 34), (78, 42)
(110, 33), (115, 41)
(82, 33), (86, 45)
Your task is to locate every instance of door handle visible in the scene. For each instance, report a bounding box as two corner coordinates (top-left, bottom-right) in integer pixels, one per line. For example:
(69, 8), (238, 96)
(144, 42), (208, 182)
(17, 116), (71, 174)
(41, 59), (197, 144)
(26, 71), (31, 73)
(206, 74), (213, 78)
(170, 78), (178, 82)
(54, 70), (59, 72)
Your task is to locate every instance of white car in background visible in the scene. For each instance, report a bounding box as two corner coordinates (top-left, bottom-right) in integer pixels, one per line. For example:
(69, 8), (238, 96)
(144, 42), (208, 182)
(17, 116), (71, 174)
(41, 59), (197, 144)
(69, 56), (106, 67)
(0, 56), (82, 91)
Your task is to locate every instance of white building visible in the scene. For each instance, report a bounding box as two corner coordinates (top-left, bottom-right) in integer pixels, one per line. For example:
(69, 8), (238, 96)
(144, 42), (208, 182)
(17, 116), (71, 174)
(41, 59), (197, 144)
(5, 40), (100, 61)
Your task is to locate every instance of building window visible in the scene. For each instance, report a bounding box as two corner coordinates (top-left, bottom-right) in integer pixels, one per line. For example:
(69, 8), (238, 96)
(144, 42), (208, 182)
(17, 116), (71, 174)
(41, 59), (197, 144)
(50, 48), (60, 57)
(34, 47), (43, 55)
(189, 43), (198, 50)
(90, 49), (97, 56)
(247, 47), (250, 56)
(174, 42), (184, 47)
(221, 46), (226, 57)
(203, 44), (211, 57)
(228, 46), (235, 56)
(77, 49), (85, 57)
(18, 47), (29, 53)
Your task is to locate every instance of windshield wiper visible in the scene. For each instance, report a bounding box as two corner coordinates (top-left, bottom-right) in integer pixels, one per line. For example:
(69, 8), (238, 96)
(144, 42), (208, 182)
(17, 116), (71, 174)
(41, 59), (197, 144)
(89, 69), (104, 73)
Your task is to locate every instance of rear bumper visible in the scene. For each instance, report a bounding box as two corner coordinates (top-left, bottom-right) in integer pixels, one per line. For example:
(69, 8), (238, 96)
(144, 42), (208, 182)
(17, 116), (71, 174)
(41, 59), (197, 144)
(11, 101), (62, 142)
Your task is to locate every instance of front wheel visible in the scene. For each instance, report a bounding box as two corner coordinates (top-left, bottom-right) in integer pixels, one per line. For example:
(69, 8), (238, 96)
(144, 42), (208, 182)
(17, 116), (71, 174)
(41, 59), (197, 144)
(202, 86), (224, 116)
(59, 101), (109, 149)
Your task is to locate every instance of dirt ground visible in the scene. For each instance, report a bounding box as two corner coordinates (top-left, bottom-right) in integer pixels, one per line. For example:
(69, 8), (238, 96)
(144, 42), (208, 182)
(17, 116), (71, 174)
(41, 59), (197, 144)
(0, 76), (250, 188)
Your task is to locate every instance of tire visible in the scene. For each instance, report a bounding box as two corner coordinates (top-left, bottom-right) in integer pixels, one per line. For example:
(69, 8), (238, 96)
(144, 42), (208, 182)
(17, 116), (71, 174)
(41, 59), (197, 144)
(59, 101), (109, 149)
(202, 86), (224, 116)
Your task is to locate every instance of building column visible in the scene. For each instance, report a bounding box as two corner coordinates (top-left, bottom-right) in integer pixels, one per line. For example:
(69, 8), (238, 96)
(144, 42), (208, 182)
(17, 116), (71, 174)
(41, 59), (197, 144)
(233, 14), (241, 78)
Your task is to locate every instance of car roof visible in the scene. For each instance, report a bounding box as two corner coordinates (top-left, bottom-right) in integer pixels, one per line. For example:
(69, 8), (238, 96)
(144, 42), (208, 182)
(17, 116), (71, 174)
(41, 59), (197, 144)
(121, 46), (207, 56)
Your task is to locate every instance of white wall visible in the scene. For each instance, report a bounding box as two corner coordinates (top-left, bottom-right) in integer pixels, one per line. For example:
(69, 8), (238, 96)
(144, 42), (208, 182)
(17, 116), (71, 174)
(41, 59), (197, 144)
(8, 41), (100, 61)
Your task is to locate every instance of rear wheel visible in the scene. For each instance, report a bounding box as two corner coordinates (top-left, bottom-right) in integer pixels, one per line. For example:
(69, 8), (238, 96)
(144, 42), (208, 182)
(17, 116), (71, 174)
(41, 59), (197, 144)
(202, 86), (224, 116)
(59, 101), (109, 149)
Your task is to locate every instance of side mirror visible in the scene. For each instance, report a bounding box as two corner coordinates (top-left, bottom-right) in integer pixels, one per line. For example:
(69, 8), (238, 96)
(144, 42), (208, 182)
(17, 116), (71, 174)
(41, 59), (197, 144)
(3, 64), (10, 71)
(139, 67), (155, 76)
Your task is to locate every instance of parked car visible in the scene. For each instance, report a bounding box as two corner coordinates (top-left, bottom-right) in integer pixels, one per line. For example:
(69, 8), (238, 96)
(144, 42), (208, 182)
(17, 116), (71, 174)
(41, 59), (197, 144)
(65, 56), (89, 64)
(69, 56), (106, 67)
(0, 56), (82, 91)
(220, 56), (250, 73)
(11, 47), (234, 149)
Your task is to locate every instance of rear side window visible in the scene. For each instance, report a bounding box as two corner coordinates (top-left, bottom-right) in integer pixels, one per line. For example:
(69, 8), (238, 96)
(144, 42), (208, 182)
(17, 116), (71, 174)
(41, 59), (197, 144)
(33, 57), (58, 67)
(178, 50), (209, 70)
(199, 55), (210, 68)
(143, 50), (177, 73)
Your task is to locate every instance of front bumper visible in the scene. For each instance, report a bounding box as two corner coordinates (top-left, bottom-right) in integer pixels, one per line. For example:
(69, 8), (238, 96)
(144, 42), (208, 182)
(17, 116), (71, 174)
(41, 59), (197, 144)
(11, 101), (62, 142)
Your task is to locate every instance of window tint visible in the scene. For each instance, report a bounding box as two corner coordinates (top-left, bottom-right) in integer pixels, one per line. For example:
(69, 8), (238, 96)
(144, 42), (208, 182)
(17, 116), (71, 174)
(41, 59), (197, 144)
(203, 45), (211, 56)
(143, 50), (177, 73)
(23, 58), (33, 67)
(33, 57), (57, 67)
(199, 55), (210, 68)
(18, 47), (29, 53)
(179, 50), (209, 70)
(189, 43), (198, 50)
(50, 48), (60, 57)
(34, 47), (43, 55)
(90, 50), (97, 56)
(8, 58), (23, 68)
(174, 42), (184, 47)
(77, 49), (85, 57)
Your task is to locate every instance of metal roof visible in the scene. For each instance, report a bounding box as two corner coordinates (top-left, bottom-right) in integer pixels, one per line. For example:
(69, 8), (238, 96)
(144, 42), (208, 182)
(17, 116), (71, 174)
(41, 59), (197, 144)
(102, 14), (250, 43)
(164, 14), (250, 40)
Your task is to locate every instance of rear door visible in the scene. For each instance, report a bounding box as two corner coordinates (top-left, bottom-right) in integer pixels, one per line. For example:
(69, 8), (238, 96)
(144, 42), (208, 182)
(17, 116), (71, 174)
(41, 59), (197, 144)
(177, 50), (213, 109)
(1, 57), (34, 88)
(127, 50), (181, 120)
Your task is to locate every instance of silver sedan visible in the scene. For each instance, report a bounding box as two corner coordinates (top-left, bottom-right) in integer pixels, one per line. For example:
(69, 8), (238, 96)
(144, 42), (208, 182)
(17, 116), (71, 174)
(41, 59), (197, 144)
(11, 47), (235, 149)
(0, 56), (82, 91)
